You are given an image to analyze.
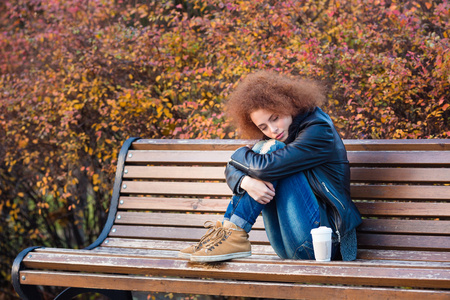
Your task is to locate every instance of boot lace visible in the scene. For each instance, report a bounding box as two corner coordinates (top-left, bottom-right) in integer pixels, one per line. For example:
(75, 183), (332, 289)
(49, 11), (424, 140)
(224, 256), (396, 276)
(204, 227), (231, 251)
(194, 221), (220, 251)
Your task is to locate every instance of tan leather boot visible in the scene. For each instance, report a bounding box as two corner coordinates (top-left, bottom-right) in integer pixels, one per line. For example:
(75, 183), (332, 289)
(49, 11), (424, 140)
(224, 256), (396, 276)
(190, 220), (251, 262)
(178, 220), (222, 259)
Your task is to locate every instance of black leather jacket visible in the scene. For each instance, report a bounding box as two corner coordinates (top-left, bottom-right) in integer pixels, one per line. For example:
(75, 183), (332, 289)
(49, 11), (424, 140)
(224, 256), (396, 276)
(225, 107), (362, 241)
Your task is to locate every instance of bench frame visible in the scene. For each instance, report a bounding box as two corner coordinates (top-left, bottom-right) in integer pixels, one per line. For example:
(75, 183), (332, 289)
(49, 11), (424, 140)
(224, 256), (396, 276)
(12, 137), (140, 300)
(12, 137), (450, 300)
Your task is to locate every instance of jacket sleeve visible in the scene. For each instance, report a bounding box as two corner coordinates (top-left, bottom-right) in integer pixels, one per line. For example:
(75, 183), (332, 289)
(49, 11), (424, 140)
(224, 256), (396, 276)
(228, 118), (336, 181)
(224, 162), (247, 195)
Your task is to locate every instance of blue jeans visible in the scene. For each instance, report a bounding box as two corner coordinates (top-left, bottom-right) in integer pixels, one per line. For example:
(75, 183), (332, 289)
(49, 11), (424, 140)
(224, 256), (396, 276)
(223, 140), (323, 259)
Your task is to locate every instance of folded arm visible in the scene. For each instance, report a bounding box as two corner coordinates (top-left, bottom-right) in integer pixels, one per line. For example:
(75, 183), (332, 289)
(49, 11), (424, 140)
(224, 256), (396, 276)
(228, 119), (336, 182)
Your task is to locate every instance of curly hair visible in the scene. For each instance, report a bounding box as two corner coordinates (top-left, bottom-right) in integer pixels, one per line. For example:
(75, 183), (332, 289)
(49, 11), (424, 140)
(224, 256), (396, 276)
(225, 70), (327, 139)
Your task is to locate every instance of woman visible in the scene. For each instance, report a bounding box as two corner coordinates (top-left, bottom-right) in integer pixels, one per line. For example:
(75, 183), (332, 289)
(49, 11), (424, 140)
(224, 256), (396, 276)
(179, 71), (362, 262)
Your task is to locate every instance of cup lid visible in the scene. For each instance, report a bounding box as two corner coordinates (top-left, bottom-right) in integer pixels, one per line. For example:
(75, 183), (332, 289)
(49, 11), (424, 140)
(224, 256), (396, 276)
(310, 226), (332, 235)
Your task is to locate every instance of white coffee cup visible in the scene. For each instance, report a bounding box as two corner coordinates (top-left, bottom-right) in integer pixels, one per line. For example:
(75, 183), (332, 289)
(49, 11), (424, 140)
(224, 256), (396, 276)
(310, 226), (332, 261)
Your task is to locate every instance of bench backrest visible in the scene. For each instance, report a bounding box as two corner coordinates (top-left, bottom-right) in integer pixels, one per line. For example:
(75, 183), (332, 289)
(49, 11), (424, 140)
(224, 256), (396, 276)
(102, 139), (450, 261)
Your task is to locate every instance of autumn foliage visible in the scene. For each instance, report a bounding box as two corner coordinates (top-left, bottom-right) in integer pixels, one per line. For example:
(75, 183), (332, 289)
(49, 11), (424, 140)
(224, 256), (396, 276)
(1, 0), (449, 298)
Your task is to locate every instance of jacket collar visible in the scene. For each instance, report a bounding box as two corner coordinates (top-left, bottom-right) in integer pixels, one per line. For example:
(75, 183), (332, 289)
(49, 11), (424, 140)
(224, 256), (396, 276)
(285, 107), (317, 144)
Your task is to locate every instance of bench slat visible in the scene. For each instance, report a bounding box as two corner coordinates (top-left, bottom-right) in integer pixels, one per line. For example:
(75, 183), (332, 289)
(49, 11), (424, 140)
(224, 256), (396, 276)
(358, 234), (450, 251)
(123, 166), (226, 180)
(356, 202), (450, 217)
(120, 181), (232, 196)
(118, 196), (229, 212)
(348, 151), (450, 166)
(132, 139), (256, 151)
(126, 150), (233, 164)
(124, 150), (450, 166)
(108, 225), (269, 244)
(22, 253), (450, 288)
(31, 248), (275, 263)
(114, 212), (264, 229)
(132, 139), (450, 151)
(360, 219), (450, 235)
(351, 168), (450, 183)
(342, 139), (450, 151)
(20, 270), (450, 300)
(123, 166), (450, 183)
(99, 238), (277, 255)
(351, 185), (450, 200)
(357, 249), (450, 262)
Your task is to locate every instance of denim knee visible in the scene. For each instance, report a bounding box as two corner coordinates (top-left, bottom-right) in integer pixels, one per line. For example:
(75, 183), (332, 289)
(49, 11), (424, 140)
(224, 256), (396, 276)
(252, 139), (286, 154)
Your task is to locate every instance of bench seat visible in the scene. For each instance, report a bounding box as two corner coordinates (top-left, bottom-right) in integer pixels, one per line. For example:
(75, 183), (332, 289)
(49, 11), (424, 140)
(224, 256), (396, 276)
(12, 138), (450, 299)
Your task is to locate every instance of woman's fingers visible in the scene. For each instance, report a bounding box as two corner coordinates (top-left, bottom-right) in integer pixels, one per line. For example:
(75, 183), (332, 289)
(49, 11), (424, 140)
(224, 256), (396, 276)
(255, 184), (275, 204)
(240, 176), (276, 204)
(264, 181), (275, 192)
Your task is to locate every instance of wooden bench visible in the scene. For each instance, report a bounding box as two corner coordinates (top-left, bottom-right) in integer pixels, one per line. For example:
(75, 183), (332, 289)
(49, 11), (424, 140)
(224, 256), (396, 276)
(12, 138), (450, 300)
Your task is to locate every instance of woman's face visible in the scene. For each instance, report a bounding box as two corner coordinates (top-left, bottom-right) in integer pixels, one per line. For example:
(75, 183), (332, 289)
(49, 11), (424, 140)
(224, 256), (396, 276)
(250, 109), (293, 142)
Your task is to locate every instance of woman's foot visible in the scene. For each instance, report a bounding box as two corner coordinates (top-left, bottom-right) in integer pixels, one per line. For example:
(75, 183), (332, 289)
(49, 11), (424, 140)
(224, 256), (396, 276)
(178, 220), (222, 259)
(190, 220), (251, 262)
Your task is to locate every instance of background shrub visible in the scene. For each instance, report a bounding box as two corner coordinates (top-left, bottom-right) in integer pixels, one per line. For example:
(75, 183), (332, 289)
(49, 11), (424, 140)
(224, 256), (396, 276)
(1, 0), (449, 298)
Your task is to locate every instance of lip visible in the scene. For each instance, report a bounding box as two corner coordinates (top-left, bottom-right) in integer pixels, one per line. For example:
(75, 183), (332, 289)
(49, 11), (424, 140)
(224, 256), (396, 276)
(275, 132), (285, 140)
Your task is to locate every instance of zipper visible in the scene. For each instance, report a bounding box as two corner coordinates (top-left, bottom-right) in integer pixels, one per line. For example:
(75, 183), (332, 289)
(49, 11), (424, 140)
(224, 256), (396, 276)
(321, 182), (343, 242)
(322, 182), (345, 210)
(332, 204), (341, 243)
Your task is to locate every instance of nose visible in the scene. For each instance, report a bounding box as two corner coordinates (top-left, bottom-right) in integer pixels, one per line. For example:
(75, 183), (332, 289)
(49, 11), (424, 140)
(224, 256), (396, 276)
(269, 124), (278, 134)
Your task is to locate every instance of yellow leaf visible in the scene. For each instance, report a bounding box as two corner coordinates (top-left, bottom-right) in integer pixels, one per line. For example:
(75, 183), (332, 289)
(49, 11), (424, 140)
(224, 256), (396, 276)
(93, 174), (100, 185)
(164, 108), (173, 118)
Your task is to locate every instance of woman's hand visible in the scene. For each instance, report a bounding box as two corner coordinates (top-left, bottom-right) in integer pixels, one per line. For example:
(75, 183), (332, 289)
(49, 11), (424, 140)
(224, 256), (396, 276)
(240, 176), (275, 205)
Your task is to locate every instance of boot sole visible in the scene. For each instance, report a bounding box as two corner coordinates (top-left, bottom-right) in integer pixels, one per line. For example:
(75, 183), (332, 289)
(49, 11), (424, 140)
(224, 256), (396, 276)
(190, 251), (251, 262)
